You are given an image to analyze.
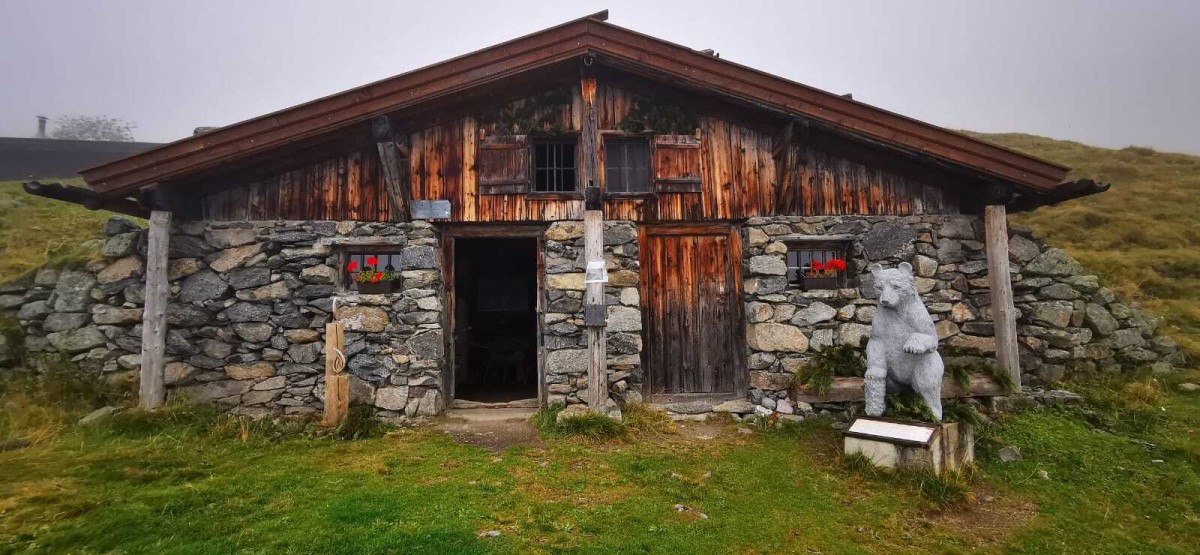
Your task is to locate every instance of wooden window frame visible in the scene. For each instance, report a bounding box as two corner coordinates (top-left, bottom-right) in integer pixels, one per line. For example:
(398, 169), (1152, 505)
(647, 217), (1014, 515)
(337, 245), (405, 293)
(601, 131), (655, 198)
(783, 240), (850, 291)
(529, 135), (580, 195)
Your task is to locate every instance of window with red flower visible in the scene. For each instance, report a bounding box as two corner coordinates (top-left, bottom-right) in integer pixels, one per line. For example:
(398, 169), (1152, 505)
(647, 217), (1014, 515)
(341, 250), (403, 292)
(785, 241), (850, 290)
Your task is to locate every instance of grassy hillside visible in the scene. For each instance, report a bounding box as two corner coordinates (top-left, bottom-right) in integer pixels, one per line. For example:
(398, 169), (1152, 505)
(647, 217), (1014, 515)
(969, 133), (1200, 357)
(0, 179), (123, 283)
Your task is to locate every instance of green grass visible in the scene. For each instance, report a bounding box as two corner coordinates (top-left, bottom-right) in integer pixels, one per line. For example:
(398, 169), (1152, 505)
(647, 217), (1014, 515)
(0, 179), (126, 284)
(969, 133), (1200, 358)
(532, 404), (630, 440)
(2, 370), (1198, 553)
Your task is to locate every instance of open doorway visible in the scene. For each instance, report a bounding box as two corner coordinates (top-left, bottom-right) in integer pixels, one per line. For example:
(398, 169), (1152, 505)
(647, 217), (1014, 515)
(452, 237), (539, 404)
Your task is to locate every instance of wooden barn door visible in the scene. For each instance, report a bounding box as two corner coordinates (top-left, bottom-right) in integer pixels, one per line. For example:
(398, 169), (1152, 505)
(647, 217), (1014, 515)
(641, 225), (745, 398)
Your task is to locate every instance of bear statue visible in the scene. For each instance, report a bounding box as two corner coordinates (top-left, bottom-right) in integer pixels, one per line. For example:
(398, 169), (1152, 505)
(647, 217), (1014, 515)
(863, 261), (945, 420)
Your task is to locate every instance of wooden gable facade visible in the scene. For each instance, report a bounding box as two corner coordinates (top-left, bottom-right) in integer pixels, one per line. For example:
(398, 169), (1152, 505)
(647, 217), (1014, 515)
(196, 67), (960, 225)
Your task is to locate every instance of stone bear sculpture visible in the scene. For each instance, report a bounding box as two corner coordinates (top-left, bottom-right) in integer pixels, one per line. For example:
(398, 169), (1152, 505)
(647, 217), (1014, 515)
(864, 261), (945, 420)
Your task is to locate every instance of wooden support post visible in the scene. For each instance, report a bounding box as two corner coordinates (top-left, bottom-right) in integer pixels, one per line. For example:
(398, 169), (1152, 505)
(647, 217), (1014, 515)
(580, 59), (608, 412)
(372, 115), (411, 221)
(584, 211), (608, 411)
(139, 210), (171, 409)
(323, 322), (349, 427)
(984, 204), (1020, 390)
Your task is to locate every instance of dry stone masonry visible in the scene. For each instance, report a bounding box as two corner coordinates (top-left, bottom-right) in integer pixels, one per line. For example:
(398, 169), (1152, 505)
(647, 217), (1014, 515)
(542, 220), (643, 408)
(0, 213), (1185, 420)
(740, 215), (1185, 415)
(2, 217), (446, 422)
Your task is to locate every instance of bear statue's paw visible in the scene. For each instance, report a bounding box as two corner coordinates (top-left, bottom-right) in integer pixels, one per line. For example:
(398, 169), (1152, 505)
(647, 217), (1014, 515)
(902, 334), (936, 354)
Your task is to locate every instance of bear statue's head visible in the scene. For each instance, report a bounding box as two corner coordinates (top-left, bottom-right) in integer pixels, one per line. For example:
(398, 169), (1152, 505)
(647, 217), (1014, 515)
(869, 262), (917, 310)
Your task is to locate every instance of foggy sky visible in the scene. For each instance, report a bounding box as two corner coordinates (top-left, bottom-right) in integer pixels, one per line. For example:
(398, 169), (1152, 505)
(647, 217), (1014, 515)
(2, 0), (1198, 154)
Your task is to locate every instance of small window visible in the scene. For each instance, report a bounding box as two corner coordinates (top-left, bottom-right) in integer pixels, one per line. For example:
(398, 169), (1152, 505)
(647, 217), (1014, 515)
(786, 243), (849, 290)
(532, 138), (578, 193)
(604, 137), (651, 193)
(342, 250), (403, 293)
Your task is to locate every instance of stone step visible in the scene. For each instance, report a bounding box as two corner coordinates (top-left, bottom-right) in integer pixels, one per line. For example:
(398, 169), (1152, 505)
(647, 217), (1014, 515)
(443, 408), (538, 422)
(451, 398), (539, 410)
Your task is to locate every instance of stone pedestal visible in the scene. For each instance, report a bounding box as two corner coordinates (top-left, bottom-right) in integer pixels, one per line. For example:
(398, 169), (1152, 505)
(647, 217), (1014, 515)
(844, 417), (974, 473)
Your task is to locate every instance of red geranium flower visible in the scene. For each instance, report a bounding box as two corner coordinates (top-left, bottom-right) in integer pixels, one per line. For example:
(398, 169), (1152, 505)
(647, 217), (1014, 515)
(828, 259), (847, 271)
(811, 260), (825, 271)
(366, 256), (379, 267)
(347, 261), (359, 272)
(371, 272), (383, 283)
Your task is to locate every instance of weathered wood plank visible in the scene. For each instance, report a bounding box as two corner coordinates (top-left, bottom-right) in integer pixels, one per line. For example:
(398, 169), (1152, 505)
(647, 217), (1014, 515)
(584, 210), (607, 410)
(322, 322), (349, 427)
(985, 204), (1021, 389)
(795, 374), (1005, 403)
(139, 210), (171, 409)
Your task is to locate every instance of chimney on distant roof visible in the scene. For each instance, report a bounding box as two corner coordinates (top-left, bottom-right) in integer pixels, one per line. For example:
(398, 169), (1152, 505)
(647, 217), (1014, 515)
(36, 115), (48, 138)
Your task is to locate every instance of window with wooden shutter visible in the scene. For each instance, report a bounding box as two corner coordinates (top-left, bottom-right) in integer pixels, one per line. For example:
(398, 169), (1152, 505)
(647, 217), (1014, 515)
(477, 135), (529, 194)
(653, 134), (702, 192)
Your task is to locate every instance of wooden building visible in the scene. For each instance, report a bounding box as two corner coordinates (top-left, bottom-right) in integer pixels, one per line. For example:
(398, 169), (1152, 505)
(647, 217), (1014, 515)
(26, 12), (1122, 418)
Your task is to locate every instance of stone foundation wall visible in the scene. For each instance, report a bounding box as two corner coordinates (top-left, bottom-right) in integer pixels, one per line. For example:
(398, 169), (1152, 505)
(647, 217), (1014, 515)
(542, 220), (643, 408)
(740, 215), (1185, 414)
(1, 217), (447, 421)
(3, 213), (1184, 420)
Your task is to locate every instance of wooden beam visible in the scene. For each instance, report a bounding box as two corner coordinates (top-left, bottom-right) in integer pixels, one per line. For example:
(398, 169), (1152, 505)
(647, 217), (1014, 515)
(372, 115), (411, 221)
(22, 181), (148, 218)
(139, 210), (171, 409)
(795, 374), (1004, 404)
(584, 210), (608, 411)
(985, 204), (1021, 389)
(579, 60), (599, 193)
(323, 322), (349, 427)
(579, 61), (608, 412)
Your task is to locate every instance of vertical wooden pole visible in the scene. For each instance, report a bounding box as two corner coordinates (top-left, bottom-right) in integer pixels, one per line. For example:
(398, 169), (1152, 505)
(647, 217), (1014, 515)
(584, 212), (608, 411)
(984, 205), (1020, 390)
(139, 210), (171, 409)
(323, 322), (349, 427)
(580, 58), (608, 412)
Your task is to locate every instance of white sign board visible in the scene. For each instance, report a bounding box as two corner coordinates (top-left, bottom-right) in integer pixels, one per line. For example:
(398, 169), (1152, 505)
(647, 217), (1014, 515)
(847, 418), (936, 445)
(584, 260), (608, 284)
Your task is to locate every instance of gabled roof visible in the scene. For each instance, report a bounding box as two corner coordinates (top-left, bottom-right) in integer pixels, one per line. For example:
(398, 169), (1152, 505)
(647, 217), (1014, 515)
(81, 10), (1071, 197)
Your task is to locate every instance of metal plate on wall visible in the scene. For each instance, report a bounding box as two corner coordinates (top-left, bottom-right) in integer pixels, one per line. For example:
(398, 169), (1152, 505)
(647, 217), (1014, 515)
(584, 304), (607, 327)
(410, 200), (451, 219)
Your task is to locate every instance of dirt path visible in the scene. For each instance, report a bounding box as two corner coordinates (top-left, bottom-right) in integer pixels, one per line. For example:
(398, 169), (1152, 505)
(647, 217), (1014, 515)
(429, 408), (541, 451)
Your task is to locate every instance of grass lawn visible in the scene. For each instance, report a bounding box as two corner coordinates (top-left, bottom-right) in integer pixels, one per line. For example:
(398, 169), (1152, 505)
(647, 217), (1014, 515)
(970, 134), (1200, 358)
(0, 179), (127, 284)
(1, 370), (1198, 553)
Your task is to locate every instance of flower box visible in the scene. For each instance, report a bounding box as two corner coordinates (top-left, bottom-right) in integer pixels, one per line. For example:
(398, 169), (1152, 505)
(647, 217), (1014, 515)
(356, 281), (397, 295)
(803, 276), (841, 291)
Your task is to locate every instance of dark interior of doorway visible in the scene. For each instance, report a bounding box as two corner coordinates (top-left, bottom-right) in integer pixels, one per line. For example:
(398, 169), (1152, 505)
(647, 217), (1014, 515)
(454, 237), (538, 403)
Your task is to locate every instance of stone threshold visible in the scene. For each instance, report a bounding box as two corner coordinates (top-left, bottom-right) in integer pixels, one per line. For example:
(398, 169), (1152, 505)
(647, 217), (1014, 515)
(451, 398), (539, 410)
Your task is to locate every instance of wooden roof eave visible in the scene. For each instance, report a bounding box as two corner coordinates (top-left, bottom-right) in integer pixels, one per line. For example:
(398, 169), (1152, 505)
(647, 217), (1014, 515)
(1008, 179), (1111, 213)
(23, 181), (148, 218)
(79, 11), (1071, 198)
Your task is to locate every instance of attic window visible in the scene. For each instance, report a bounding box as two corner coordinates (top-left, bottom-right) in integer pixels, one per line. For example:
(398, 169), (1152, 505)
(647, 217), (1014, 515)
(786, 241), (849, 291)
(604, 137), (651, 193)
(532, 138), (577, 193)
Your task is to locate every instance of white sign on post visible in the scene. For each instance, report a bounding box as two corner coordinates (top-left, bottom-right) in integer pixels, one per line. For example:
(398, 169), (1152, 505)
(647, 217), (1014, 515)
(584, 260), (608, 284)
